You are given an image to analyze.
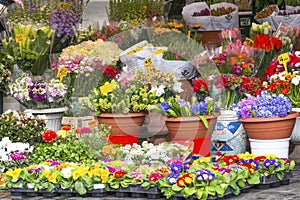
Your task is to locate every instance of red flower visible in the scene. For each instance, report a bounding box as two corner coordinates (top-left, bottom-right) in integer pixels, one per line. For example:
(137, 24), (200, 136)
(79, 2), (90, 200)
(182, 173), (193, 186)
(176, 177), (185, 187)
(103, 66), (119, 79)
(42, 130), (58, 143)
(281, 87), (289, 95)
(114, 169), (125, 178)
(254, 156), (267, 162)
(148, 173), (163, 182)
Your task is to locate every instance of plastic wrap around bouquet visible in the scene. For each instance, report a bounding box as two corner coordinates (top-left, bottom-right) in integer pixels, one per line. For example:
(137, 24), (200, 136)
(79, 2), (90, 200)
(119, 40), (197, 80)
(254, 5), (279, 31)
(182, 2), (239, 31)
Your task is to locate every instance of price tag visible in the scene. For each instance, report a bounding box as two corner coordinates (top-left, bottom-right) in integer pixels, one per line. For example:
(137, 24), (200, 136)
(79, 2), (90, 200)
(57, 68), (68, 83)
(59, 2), (70, 10)
(278, 53), (290, 73)
(100, 83), (113, 95)
(245, 38), (254, 47)
(16, 34), (25, 43)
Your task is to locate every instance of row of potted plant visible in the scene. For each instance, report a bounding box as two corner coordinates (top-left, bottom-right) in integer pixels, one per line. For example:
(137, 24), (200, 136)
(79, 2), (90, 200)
(1, 148), (295, 199)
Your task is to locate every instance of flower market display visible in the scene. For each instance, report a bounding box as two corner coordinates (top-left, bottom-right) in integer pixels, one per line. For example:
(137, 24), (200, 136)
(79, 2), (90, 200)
(1, 0), (300, 199)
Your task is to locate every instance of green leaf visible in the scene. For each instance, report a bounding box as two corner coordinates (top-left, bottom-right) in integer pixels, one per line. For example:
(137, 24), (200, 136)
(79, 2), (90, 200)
(171, 184), (183, 192)
(141, 181), (150, 188)
(74, 181), (87, 195)
(196, 189), (203, 199)
(199, 116), (208, 129)
(183, 187), (196, 197)
(215, 185), (224, 196)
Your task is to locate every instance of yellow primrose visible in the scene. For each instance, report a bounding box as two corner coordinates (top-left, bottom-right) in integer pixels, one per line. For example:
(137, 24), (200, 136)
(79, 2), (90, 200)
(42, 170), (51, 179)
(100, 168), (110, 183)
(237, 152), (256, 160)
(48, 172), (58, 183)
(6, 168), (22, 179)
(57, 130), (68, 138)
(72, 170), (82, 180)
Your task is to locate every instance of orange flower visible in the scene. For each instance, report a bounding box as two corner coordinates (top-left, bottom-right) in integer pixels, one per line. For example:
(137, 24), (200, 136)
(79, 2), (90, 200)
(62, 125), (71, 131)
(0, 173), (6, 187)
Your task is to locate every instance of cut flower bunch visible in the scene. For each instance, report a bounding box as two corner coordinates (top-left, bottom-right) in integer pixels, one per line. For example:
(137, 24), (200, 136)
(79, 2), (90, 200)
(265, 51), (300, 108)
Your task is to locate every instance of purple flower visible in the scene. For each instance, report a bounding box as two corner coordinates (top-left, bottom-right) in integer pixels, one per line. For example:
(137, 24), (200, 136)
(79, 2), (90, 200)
(218, 168), (231, 174)
(167, 173), (180, 184)
(10, 151), (26, 160)
(263, 159), (276, 168)
(51, 161), (61, 166)
(170, 163), (183, 173)
(196, 169), (215, 181)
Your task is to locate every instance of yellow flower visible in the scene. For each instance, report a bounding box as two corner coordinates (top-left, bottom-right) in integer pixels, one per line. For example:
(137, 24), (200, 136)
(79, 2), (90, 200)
(171, 28), (181, 33)
(6, 168), (22, 179)
(57, 130), (68, 138)
(237, 152), (256, 160)
(72, 170), (82, 180)
(48, 172), (58, 183)
(100, 168), (110, 183)
(42, 170), (51, 179)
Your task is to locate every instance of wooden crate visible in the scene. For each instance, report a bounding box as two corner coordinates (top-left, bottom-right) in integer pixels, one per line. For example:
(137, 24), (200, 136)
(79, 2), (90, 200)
(62, 116), (95, 129)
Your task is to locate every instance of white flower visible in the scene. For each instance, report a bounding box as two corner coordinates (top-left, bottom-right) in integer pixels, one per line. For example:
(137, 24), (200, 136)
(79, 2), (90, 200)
(61, 167), (73, 179)
(173, 81), (183, 93)
(291, 76), (300, 86)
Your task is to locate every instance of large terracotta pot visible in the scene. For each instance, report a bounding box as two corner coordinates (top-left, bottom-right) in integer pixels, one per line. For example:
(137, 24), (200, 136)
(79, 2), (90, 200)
(164, 114), (219, 139)
(239, 111), (300, 140)
(96, 113), (146, 146)
(164, 114), (219, 156)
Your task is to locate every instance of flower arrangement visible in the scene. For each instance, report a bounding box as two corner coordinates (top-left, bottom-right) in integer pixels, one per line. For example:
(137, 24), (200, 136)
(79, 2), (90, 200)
(264, 51), (300, 107)
(192, 74), (263, 110)
(9, 73), (67, 109)
(255, 5), (277, 19)
(53, 39), (123, 101)
(231, 90), (292, 119)
(0, 110), (45, 144)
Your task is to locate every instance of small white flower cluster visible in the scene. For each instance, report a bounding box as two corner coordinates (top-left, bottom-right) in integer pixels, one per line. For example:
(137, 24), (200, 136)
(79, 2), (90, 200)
(269, 71), (300, 86)
(120, 141), (190, 163)
(0, 137), (34, 162)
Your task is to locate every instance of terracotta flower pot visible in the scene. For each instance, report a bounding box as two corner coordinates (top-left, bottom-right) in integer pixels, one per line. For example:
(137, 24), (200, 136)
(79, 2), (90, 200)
(96, 113), (146, 145)
(239, 111), (300, 140)
(164, 114), (219, 139)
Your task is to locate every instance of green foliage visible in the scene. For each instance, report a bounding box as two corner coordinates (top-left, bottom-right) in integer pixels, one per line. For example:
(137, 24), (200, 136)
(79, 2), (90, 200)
(28, 134), (95, 164)
(0, 110), (45, 144)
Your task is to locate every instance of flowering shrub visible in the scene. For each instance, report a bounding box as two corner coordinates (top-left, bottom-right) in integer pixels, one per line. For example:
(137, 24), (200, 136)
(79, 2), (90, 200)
(0, 110), (45, 144)
(9, 74), (67, 109)
(231, 91), (292, 119)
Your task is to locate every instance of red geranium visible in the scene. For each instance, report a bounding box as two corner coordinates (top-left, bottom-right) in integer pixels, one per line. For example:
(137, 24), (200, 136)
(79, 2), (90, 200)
(42, 130), (58, 143)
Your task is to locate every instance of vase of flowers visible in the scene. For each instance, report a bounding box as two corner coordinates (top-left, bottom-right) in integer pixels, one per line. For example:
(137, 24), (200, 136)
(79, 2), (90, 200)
(9, 73), (68, 131)
(159, 95), (219, 156)
(231, 91), (299, 158)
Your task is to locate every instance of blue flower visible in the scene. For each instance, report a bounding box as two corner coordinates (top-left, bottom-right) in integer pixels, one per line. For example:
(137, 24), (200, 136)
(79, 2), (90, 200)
(195, 169), (216, 181)
(167, 173), (180, 184)
(263, 159), (276, 168)
(170, 163), (183, 173)
(160, 102), (170, 113)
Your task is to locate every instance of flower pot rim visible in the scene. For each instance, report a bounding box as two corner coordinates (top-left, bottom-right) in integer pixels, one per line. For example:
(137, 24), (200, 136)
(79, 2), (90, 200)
(164, 113), (220, 122)
(98, 112), (146, 118)
(24, 107), (68, 114)
(238, 111), (300, 123)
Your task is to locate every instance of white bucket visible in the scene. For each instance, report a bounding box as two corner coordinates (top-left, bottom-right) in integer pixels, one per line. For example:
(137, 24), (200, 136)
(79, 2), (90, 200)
(249, 138), (290, 158)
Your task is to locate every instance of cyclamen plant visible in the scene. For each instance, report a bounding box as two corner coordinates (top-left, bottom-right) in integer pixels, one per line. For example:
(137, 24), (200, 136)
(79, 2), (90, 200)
(231, 91), (292, 119)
